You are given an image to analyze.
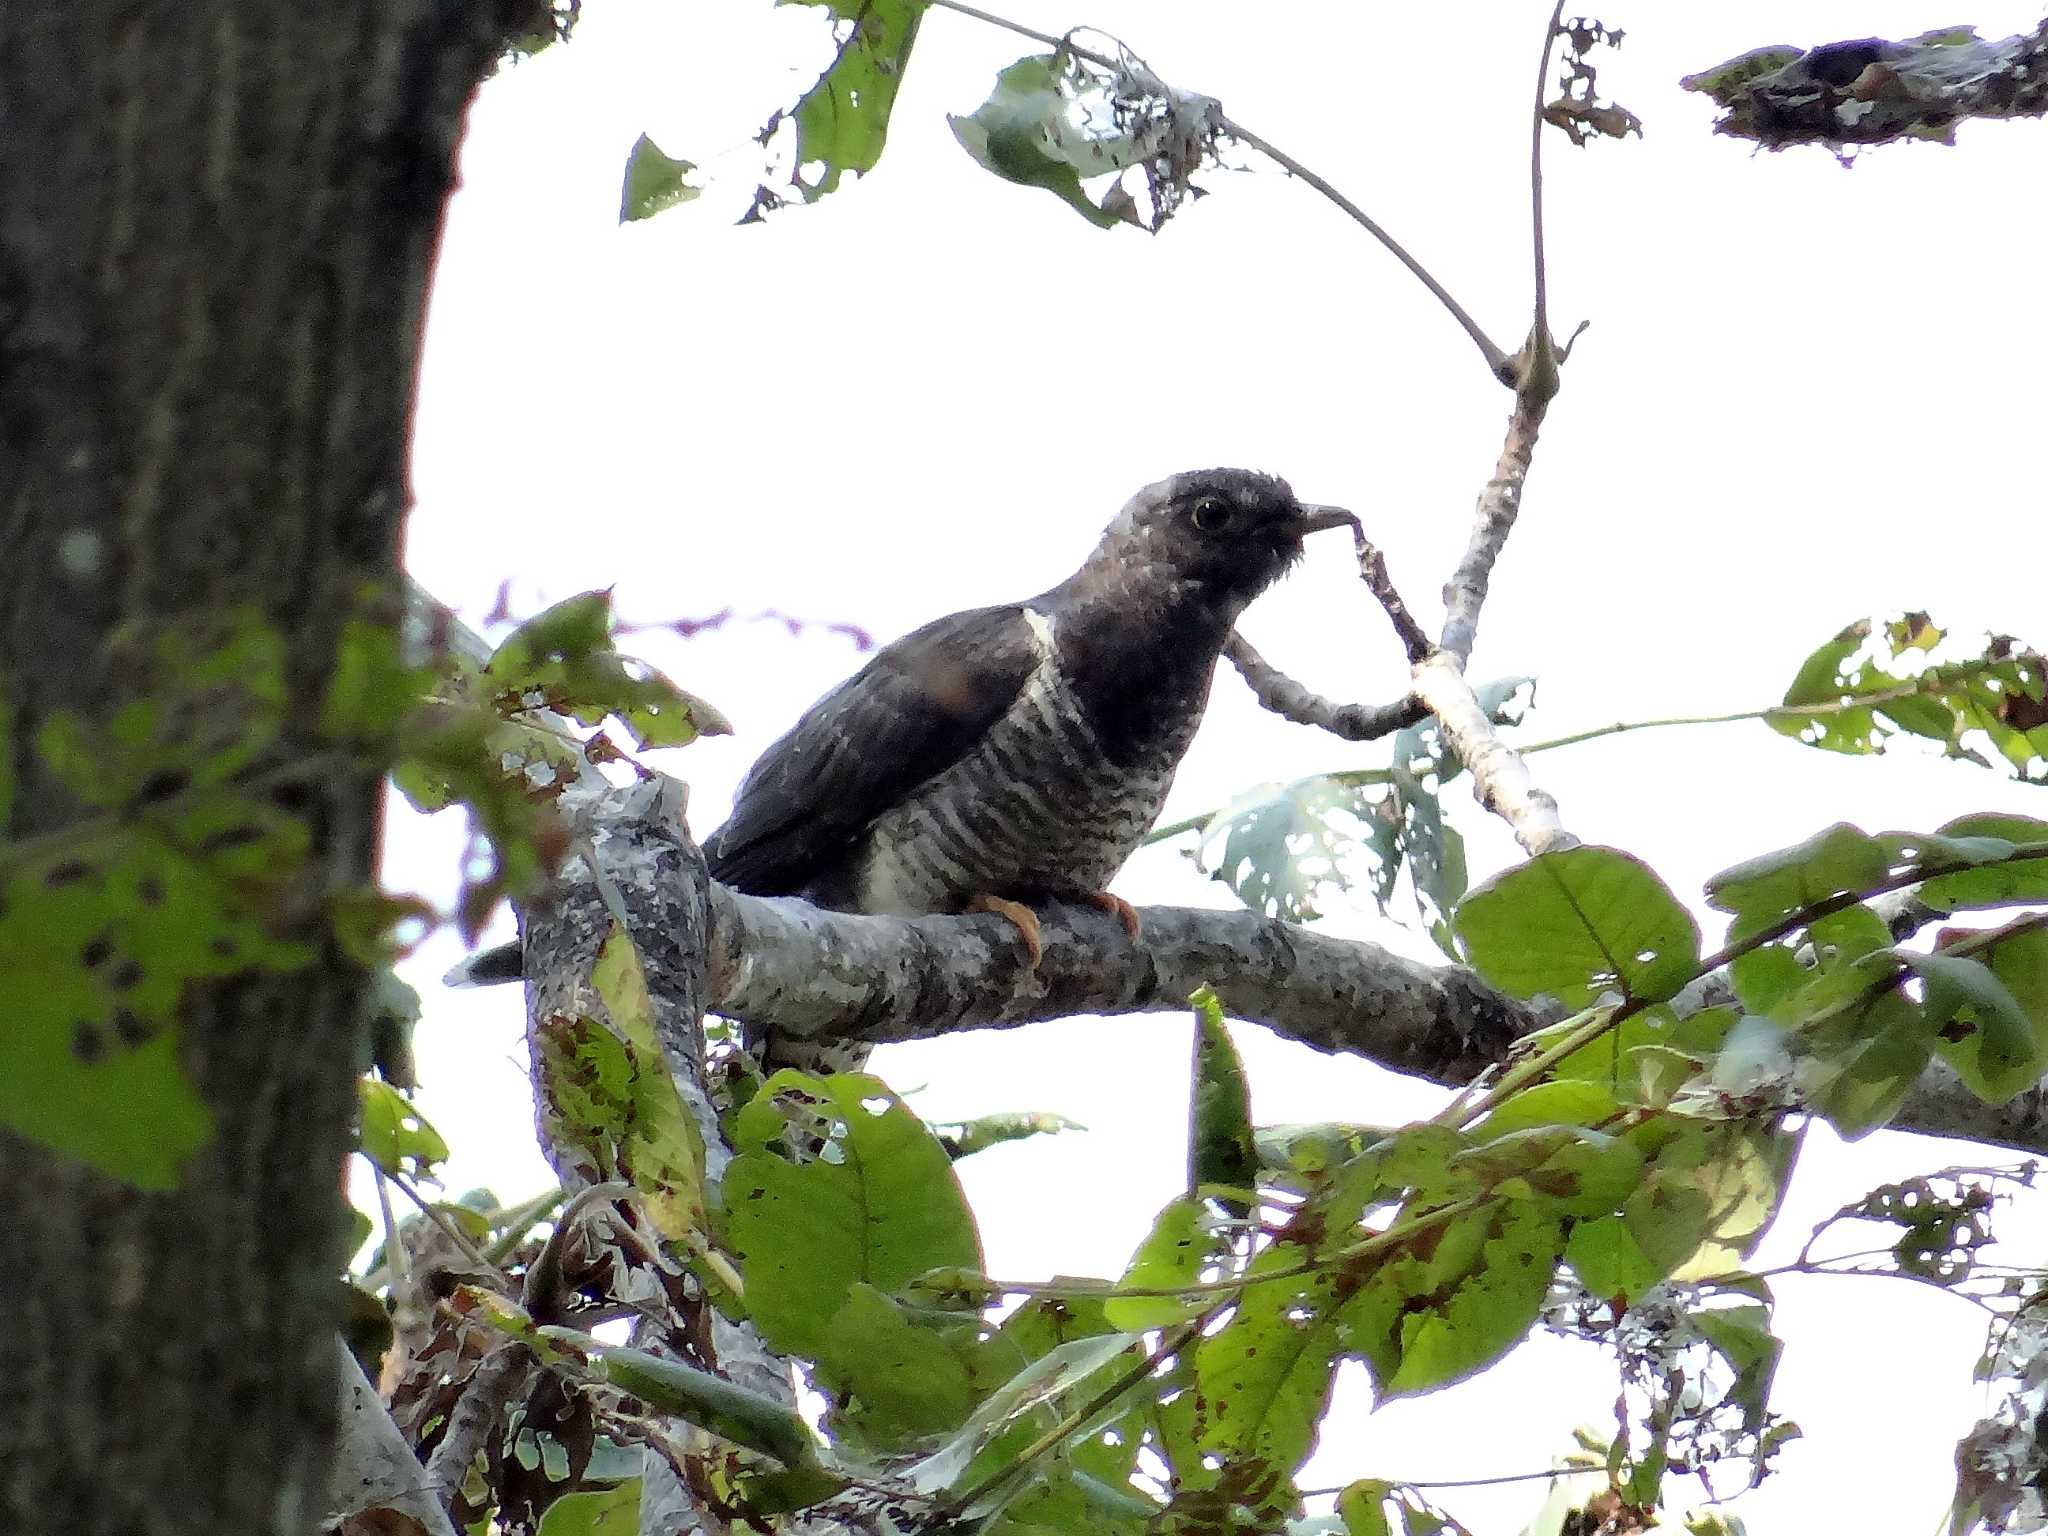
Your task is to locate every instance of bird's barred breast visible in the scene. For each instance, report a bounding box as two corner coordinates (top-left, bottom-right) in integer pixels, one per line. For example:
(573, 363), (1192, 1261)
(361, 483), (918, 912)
(853, 607), (1188, 915)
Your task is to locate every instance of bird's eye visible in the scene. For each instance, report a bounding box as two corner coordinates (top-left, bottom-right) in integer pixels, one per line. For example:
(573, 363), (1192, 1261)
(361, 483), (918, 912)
(1190, 497), (1232, 534)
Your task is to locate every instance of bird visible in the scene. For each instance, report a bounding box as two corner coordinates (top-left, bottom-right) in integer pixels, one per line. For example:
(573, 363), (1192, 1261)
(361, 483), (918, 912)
(703, 467), (1354, 1070)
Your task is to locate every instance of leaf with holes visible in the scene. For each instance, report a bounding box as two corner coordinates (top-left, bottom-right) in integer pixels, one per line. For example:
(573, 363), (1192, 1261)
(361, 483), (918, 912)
(723, 1071), (981, 1363)
(1454, 845), (1699, 1005)
(778, 0), (927, 204)
(1193, 1248), (1348, 1478)
(1342, 1198), (1564, 1398)
(1905, 946), (2048, 1103)
(1771, 616), (2047, 781)
(1106, 1196), (1234, 1331)
(357, 1079), (449, 1180)
(949, 54), (1124, 230)
(1198, 775), (1362, 921)
(484, 590), (729, 750)
(1188, 987), (1256, 1214)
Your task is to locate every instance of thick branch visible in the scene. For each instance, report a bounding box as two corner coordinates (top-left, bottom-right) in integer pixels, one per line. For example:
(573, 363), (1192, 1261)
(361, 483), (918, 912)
(698, 879), (2048, 1158)
(709, 889), (1539, 1083)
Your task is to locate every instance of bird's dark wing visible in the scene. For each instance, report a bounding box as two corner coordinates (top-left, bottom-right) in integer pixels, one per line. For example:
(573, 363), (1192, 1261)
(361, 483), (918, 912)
(703, 603), (1042, 896)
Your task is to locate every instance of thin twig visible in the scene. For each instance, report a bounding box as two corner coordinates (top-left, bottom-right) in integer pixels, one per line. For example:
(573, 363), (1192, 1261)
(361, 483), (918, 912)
(924, 0), (1511, 380)
(1349, 524), (1431, 662)
(1218, 120), (1511, 381)
(383, 1167), (499, 1274)
(1221, 631), (1426, 744)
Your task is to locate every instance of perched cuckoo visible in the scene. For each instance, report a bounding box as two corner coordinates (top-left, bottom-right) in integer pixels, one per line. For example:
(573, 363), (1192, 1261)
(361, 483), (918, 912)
(713, 467), (1351, 1078)
(459, 469), (1353, 1070)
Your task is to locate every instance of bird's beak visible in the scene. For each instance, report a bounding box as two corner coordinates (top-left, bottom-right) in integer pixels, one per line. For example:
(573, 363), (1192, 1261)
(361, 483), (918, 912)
(1288, 503), (1358, 537)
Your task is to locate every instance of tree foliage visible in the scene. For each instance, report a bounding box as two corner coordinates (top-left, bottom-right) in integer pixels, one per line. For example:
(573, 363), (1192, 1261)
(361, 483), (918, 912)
(6, 6), (2047, 1536)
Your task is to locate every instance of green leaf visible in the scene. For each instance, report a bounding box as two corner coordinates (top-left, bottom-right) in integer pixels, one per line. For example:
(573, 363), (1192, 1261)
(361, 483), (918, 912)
(1343, 1199), (1564, 1398)
(1905, 947), (2048, 1103)
(1451, 1123), (1643, 1217)
(1627, 1122), (1798, 1280)
(912, 1328), (1140, 1505)
(595, 1348), (823, 1471)
(1106, 1196), (1231, 1331)
(484, 590), (729, 750)
(1468, 1078), (1619, 1139)
(933, 1109), (1080, 1160)
(1193, 1253), (1348, 1476)
(1453, 845), (1700, 1005)
(723, 1071), (981, 1361)
(1564, 1214), (1666, 1302)
(1188, 987), (1256, 1211)
(949, 55), (1123, 230)
(1769, 616), (2048, 782)
(536, 1480), (641, 1536)
(591, 929), (708, 1240)
(619, 133), (701, 222)
(533, 1014), (634, 1183)
(1693, 1300), (1783, 1433)
(812, 1282), (977, 1440)
(357, 1079), (449, 1179)
(784, 0), (928, 202)
(1803, 989), (1933, 1137)
(1706, 823), (1891, 920)
(1918, 815), (2048, 911)
(1337, 1481), (1397, 1536)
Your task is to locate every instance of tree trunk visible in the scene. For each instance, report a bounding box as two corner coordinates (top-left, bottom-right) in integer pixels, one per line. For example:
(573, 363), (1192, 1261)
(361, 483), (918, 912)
(0, 5), (504, 1530)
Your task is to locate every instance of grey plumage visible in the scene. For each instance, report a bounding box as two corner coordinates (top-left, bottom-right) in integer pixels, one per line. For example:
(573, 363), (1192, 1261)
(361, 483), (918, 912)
(705, 468), (1353, 1072)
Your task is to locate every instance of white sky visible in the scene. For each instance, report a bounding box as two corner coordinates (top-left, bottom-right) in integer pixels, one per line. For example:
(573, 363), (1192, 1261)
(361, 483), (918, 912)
(385, 2), (2048, 1528)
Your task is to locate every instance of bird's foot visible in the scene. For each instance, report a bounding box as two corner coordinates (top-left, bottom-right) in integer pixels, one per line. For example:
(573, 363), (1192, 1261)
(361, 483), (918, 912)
(966, 894), (1043, 966)
(1085, 890), (1142, 941)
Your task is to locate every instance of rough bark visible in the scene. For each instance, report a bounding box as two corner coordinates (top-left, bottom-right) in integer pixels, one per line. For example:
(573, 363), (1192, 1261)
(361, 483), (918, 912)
(0, 5), (506, 1532)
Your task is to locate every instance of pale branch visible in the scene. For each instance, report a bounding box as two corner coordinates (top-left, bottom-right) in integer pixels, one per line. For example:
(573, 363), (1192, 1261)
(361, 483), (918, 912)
(324, 1339), (462, 1536)
(1222, 630), (1426, 742)
(1437, 384), (1549, 665)
(923, 0), (1513, 381)
(1410, 649), (1576, 856)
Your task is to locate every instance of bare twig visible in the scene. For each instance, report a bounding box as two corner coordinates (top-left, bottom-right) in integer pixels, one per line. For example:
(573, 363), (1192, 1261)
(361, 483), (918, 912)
(1222, 630), (1426, 742)
(924, 0), (1512, 380)
(382, 1167), (499, 1275)
(1349, 524), (1431, 662)
(1530, 0), (1568, 338)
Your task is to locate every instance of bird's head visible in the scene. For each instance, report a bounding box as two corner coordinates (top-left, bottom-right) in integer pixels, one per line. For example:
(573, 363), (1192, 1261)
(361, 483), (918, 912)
(1096, 468), (1357, 616)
